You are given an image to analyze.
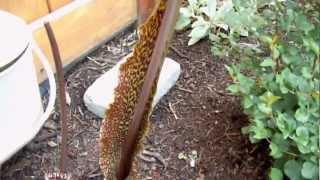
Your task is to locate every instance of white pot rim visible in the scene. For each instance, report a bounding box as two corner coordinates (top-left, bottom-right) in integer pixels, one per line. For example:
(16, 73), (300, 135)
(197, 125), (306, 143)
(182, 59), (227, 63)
(0, 10), (30, 70)
(0, 44), (29, 76)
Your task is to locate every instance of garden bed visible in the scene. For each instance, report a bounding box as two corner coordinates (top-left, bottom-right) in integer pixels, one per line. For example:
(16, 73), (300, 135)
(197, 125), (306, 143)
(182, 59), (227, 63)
(1, 28), (270, 179)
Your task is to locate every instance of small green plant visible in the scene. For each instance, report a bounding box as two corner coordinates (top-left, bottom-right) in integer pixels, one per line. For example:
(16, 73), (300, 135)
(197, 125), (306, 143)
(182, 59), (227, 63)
(175, 0), (265, 57)
(225, 1), (319, 179)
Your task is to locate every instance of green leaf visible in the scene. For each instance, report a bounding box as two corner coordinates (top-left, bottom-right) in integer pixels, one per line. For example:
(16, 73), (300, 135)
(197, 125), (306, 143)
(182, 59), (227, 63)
(295, 13), (314, 33)
(260, 58), (275, 67)
(215, 0), (233, 20)
(260, 91), (281, 107)
(269, 168), (283, 180)
(180, 7), (193, 18)
(303, 36), (320, 56)
(276, 74), (289, 94)
(209, 32), (220, 42)
(272, 133), (290, 151)
(272, 47), (280, 60)
(188, 24), (210, 45)
(176, 6), (194, 30)
(281, 8), (294, 32)
(295, 108), (310, 123)
(243, 95), (254, 108)
(309, 156), (318, 164)
(281, 54), (300, 65)
(297, 93), (311, 107)
(225, 65), (234, 76)
(284, 160), (302, 180)
(175, 16), (191, 30)
(282, 68), (299, 89)
(188, 37), (201, 46)
(188, 0), (198, 8)
(311, 90), (320, 101)
(258, 102), (272, 114)
(227, 84), (239, 94)
(260, 35), (273, 45)
(274, 93), (298, 112)
(296, 142), (311, 154)
(280, 44), (300, 64)
(309, 136), (319, 153)
(270, 142), (283, 159)
(276, 113), (296, 139)
(198, 0), (208, 6)
(189, 24), (210, 39)
(191, 16), (208, 28)
(207, 0), (217, 19)
(200, 6), (210, 17)
(237, 73), (255, 94)
(295, 126), (309, 146)
(288, 44), (300, 55)
(301, 161), (318, 179)
(211, 46), (225, 57)
(298, 77), (312, 93)
(251, 119), (271, 140)
(301, 67), (313, 79)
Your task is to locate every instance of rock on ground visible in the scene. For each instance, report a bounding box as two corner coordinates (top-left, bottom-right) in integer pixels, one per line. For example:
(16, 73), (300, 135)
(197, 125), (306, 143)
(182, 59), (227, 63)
(83, 57), (181, 118)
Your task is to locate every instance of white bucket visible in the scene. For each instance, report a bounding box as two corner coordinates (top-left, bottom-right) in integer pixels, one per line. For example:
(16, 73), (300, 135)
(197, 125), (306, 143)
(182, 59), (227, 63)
(0, 11), (56, 164)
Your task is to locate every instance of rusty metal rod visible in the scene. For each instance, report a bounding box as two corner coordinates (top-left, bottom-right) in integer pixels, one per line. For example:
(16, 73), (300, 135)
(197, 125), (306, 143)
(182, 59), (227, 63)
(117, 0), (182, 179)
(44, 23), (69, 174)
(45, 0), (69, 174)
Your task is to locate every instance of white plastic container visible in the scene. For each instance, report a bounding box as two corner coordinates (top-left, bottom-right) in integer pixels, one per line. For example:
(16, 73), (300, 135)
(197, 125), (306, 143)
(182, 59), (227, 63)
(0, 11), (56, 164)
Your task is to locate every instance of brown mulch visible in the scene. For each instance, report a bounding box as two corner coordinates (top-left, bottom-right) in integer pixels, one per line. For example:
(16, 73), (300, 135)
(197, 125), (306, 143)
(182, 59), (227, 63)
(0, 28), (270, 180)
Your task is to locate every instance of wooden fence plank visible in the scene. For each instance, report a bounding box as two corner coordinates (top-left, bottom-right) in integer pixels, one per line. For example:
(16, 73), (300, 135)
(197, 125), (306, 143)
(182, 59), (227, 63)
(48, 0), (73, 10)
(32, 0), (137, 82)
(0, 0), (49, 22)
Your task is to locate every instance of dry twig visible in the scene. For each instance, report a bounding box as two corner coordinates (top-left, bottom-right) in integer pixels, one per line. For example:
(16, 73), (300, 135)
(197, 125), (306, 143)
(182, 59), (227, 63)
(168, 102), (179, 119)
(142, 150), (166, 167)
(36, 132), (58, 142)
(170, 46), (189, 59)
(139, 154), (156, 163)
(177, 87), (193, 93)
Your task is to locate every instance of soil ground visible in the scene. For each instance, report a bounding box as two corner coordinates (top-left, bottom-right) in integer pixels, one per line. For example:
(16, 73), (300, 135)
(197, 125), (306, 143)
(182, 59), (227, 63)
(0, 28), (270, 180)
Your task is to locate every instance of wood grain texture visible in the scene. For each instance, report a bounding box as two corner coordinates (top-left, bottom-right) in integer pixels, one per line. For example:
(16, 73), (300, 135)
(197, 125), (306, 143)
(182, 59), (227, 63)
(48, 0), (72, 10)
(0, 0), (49, 22)
(32, 0), (137, 82)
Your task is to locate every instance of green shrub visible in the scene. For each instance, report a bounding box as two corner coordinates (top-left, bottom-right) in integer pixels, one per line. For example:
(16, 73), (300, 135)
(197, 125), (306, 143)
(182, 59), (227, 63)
(226, 2), (319, 180)
(177, 0), (320, 179)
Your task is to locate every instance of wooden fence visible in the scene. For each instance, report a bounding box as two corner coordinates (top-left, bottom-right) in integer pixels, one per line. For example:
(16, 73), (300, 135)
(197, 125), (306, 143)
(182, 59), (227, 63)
(0, 0), (137, 82)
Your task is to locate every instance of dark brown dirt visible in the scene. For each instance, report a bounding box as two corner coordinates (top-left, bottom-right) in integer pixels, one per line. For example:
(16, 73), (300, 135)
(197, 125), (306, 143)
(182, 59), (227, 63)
(0, 29), (270, 180)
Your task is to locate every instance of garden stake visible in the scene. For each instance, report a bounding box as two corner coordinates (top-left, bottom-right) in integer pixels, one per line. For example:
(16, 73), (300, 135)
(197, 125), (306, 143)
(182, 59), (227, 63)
(44, 1), (70, 178)
(44, 23), (70, 179)
(118, 0), (182, 179)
